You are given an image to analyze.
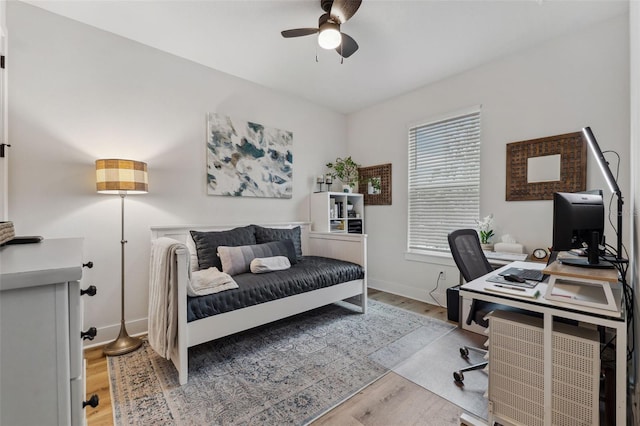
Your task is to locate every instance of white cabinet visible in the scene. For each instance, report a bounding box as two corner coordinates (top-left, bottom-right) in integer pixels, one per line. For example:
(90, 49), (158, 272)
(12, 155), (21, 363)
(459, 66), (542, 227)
(0, 238), (98, 426)
(310, 191), (364, 234)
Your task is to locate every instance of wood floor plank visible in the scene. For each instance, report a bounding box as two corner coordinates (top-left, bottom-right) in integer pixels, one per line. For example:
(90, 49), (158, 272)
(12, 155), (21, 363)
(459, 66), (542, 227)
(85, 346), (113, 426)
(312, 372), (462, 425)
(85, 290), (459, 426)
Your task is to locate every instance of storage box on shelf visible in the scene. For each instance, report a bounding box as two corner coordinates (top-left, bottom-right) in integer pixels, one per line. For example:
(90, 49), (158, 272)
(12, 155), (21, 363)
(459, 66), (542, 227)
(310, 192), (364, 234)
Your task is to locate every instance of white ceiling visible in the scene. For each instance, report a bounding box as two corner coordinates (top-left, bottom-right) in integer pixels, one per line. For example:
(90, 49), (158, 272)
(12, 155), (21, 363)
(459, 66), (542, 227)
(25, 0), (628, 114)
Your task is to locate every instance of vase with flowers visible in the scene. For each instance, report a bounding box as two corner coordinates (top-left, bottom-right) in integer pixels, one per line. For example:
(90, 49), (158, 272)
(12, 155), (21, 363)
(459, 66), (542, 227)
(477, 214), (495, 251)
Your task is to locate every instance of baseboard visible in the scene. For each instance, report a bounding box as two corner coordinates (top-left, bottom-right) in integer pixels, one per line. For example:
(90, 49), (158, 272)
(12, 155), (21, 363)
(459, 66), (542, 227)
(368, 277), (452, 308)
(83, 317), (148, 349)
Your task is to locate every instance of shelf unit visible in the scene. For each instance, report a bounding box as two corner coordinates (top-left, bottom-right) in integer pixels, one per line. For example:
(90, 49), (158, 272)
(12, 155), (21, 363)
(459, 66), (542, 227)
(310, 191), (364, 234)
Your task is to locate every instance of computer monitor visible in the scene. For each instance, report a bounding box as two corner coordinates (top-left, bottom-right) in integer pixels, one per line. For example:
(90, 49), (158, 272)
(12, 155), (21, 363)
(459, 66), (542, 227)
(552, 191), (604, 264)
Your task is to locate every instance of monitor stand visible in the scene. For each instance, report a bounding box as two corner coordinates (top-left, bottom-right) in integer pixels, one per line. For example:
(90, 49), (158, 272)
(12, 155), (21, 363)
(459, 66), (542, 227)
(560, 257), (615, 269)
(560, 230), (615, 269)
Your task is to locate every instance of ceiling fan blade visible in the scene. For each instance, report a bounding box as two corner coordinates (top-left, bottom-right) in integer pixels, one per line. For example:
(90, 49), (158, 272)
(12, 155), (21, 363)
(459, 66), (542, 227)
(281, 28), (319, 38)
(336, 32), (358, 58)
(330, 0), (362, 24)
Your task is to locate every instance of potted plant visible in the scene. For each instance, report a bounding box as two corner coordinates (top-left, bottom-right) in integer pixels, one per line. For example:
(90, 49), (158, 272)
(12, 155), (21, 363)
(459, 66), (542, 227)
(477, 214), (495, 251)
(326, 156), (360, 193)
(367, 177), (381, 194)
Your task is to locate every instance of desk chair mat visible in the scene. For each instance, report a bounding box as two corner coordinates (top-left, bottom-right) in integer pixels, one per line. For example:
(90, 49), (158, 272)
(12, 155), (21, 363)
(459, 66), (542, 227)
(393, 328), (489, 421)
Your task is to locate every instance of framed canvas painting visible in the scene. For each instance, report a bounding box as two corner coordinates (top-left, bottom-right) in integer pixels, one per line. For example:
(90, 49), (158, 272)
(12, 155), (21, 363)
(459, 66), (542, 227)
(206, 113), (293, 198)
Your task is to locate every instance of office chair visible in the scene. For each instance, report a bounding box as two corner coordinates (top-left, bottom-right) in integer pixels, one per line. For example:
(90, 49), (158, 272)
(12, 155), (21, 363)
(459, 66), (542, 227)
(448, 228), (504, 383)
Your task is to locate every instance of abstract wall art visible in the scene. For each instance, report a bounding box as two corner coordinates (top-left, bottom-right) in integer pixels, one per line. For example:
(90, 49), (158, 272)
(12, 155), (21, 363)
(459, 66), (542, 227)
(206, 113), (293, 198)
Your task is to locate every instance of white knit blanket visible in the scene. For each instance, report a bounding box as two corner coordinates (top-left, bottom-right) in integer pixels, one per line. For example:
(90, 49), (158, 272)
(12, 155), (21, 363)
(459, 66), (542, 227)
(148, 237), (185, 360)
(148, 238), (239, 360)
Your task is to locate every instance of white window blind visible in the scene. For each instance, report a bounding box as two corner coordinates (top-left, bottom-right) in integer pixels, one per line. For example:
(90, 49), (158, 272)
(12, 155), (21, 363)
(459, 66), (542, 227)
(408, 108), (481, 253)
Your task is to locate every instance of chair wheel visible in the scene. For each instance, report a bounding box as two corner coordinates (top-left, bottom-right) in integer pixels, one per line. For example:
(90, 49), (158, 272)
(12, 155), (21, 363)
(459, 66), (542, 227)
(453, 371), (464, 383)
(459, 347), (469, 358)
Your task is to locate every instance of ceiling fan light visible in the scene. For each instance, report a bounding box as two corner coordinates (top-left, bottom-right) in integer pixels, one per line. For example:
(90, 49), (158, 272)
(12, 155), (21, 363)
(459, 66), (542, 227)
(318, 24), (341, 49)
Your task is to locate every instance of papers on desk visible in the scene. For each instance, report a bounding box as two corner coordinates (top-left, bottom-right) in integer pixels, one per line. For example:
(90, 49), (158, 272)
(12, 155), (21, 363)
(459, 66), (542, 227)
(486, 274), (537, 289)
(484, 276), (541, 299)
(543, 261), (621, 314)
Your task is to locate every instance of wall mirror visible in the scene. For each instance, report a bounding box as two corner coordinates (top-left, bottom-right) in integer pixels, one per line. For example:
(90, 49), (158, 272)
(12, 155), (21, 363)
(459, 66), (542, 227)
(506, 132), (586, 201)
(358, 163), (392, 205)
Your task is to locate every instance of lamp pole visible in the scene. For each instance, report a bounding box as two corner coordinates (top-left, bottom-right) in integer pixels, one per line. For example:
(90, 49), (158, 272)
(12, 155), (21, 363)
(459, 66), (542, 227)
(103, 192), (142, 356)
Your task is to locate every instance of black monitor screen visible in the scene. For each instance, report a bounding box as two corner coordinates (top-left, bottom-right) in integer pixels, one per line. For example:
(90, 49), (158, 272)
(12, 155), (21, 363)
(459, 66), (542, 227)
(552, 191), (604, 251)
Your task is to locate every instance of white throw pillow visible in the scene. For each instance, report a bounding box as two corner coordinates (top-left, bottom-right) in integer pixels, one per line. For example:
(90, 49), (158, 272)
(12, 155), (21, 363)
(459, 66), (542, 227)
(250, 256), (291, 274)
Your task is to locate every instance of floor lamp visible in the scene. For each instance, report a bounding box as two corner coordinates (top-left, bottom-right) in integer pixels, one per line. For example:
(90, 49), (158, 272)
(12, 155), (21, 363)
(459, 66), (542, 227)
(96, 159), (148, 356)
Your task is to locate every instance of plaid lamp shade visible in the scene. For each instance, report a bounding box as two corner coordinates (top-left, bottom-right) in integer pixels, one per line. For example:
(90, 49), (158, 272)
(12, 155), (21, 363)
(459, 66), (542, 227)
(96, 159), (148, 194)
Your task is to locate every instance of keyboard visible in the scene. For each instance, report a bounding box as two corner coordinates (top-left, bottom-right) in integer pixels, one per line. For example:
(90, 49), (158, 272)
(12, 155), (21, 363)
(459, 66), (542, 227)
(500, 267), (545, 282)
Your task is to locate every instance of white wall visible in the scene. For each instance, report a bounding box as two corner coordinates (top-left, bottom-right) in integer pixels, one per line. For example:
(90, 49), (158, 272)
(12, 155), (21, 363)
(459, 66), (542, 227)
(7, 2), (347, 344)
(347, 15), (630, 304)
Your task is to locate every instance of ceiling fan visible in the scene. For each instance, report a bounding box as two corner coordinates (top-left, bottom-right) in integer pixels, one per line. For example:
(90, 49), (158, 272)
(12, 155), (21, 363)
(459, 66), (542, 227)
(281, 0), (362, 59)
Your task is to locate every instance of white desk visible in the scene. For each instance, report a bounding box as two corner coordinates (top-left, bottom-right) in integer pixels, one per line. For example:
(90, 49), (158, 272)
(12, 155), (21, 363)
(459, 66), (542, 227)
(460, 261), (627, 425)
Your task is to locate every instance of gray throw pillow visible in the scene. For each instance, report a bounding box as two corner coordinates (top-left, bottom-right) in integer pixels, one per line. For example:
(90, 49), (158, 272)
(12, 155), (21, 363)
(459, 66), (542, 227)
(190, 225), (256, 271)
(217, 239), (297, 276)
(254, 225), (302, 260)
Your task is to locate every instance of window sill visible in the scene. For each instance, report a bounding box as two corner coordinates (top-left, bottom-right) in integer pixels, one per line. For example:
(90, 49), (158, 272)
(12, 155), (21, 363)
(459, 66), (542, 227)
(404, 250), (456, 266)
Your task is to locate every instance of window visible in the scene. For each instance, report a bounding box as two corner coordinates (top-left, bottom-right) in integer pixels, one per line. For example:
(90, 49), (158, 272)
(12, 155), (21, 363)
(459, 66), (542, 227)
(408, 107), (481, 253)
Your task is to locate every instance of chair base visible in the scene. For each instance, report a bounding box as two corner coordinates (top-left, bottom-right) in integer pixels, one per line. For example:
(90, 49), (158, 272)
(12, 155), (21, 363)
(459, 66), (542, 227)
(454, 345), (488, 383)
(460, 345), (487, 359)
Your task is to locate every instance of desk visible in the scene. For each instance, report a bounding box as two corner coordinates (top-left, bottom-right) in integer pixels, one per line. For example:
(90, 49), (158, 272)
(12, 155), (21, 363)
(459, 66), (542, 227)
(460, 261), (627, 425)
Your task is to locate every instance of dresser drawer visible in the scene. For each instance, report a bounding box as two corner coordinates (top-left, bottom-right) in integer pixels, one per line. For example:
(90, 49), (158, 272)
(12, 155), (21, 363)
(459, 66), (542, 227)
(69, 280), (83, 379)
(70, 360), (86, 426)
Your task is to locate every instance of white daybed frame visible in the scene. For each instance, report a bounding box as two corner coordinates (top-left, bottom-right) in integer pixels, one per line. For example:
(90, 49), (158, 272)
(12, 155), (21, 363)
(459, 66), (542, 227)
(150, 222), (367, 385)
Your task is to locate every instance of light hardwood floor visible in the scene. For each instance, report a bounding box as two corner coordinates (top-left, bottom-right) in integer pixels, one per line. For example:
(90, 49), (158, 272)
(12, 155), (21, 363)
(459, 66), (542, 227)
(85, 290), (463, 425)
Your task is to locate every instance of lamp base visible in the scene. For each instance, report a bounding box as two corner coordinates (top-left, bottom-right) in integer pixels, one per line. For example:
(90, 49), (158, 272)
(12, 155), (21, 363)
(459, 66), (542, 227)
(103, 325), (142, 356)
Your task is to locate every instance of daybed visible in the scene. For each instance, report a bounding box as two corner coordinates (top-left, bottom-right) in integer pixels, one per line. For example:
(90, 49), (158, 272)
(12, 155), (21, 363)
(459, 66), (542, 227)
(149, 222), (367, 385)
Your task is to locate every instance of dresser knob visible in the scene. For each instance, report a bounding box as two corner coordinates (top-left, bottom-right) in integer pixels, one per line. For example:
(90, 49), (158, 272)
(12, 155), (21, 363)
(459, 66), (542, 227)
(82, 394), (99, 409)
(83, 261), (94, 269)
(80, 285), (97, 297)
(81, 327), (97, 341)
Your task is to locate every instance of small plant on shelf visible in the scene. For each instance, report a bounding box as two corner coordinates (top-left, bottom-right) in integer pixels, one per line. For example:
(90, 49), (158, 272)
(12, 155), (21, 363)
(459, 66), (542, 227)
(326, 156), (360, 191)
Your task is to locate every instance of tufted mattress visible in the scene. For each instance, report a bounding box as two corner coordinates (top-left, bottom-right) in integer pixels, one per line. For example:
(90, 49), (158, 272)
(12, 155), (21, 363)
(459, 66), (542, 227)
(187, 256), (365, 322)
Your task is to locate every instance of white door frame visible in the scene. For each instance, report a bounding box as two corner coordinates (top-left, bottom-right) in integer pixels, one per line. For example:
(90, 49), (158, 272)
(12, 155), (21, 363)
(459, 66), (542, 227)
(0, 0), (8, 221)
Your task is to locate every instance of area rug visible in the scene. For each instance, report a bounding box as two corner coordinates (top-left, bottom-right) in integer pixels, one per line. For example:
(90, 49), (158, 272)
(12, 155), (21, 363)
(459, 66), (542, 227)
(393, 328), (489, 420)
(109, 299), (455, 425)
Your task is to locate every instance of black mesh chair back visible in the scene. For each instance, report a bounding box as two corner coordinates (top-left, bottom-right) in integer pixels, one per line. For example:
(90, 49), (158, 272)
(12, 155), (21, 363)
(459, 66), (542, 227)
(448, 229), (495, 327)
(448, 229), (493, 282)
(448, 228), (496, 383)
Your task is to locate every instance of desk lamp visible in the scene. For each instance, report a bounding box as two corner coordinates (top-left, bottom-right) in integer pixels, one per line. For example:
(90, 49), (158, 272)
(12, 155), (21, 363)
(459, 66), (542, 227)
(96, 159), (148, 356)
(582, 127), (624, 262)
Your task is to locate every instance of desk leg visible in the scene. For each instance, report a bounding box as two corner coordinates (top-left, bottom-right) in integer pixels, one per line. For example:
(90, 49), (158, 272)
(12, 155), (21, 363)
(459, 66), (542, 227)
(544, 313), (553, 425)
(616, 322), (627, 425)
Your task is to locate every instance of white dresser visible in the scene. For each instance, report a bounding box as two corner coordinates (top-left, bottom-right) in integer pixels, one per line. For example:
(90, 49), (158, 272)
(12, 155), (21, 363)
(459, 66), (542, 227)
(0, 238), (98, 425)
